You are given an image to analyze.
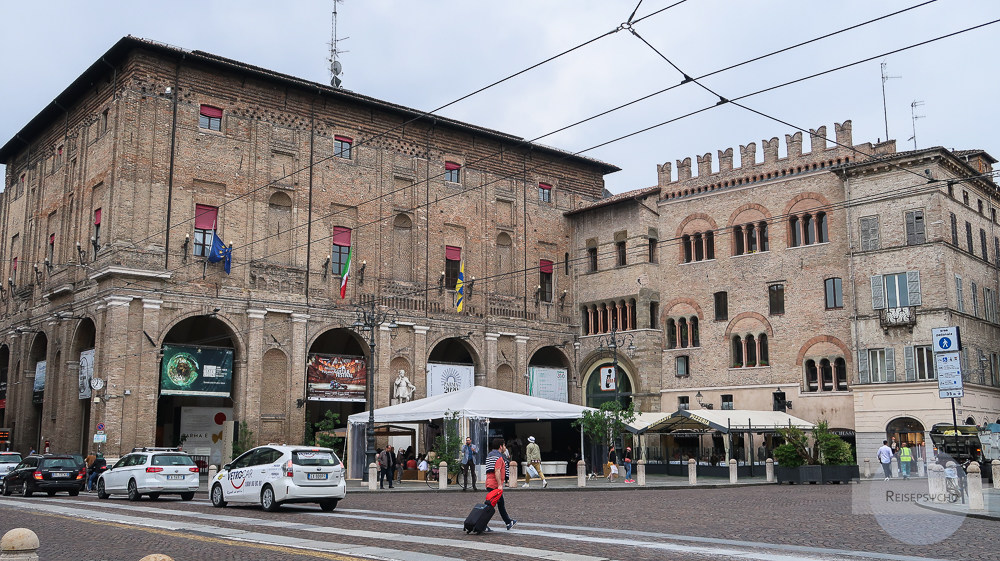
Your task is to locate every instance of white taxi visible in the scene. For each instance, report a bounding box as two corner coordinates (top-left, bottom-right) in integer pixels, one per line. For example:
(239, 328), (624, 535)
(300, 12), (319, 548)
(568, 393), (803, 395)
(0, 452), (21, 477)
(97, 447), (199, 501)
(211, 445), (345, 512)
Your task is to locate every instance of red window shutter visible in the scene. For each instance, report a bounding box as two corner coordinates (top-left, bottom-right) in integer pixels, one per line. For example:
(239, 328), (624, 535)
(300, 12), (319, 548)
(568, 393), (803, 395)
(334, 135), (353, 143)
(333, 226), (352, 247)
(49, 234), (55, 244)
(445, 161), (461, 171)
(194, 204), (218, 230)
(200, 105), (223, 118)
(94, 208), (102, 225)
(446, 245), (462, 261)
(539, 259), (553, 274)
(539, 183), (552, 190)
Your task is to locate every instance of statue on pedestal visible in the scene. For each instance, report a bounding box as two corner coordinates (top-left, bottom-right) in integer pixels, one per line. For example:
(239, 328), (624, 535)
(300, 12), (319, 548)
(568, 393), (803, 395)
(393, 370), (416, 403)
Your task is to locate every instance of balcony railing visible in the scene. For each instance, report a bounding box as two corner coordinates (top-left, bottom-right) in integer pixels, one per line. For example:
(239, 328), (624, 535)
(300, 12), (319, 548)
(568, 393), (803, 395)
(879, 306), (917, 333)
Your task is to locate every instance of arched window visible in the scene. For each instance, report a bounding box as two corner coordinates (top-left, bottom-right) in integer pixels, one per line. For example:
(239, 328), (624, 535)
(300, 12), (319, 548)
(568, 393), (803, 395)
(496, 232), (513, 295)
(817, 212), (828, 243)
(267, 191), (293, 265)
(835, 357), (847, 390)
(682, 235), (692, 262)
(705, 231), (715, 259)
(392, 214), (413, 281)
(582, 307), (591, 335)
(690, 316), (700, 347)
(821, 358), (833, 391)
(759, 221), (769, 251)
(666, 319), (677, 349)
(678, 318), (689, 349)
(759, 333), (769, 365)
(803, 214), (815, 245)
(790, 216), (801, 247)
(746, 334), (757, 366)
(732, 335), (744, 367)
(805, 359), (818, 392)
(733, 226), (744, 255)
(694, 234), (704, 261)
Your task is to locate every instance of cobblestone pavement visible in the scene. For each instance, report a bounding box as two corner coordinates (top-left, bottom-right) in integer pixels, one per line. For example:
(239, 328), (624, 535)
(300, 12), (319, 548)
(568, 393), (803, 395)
(2, 482), (997, 561)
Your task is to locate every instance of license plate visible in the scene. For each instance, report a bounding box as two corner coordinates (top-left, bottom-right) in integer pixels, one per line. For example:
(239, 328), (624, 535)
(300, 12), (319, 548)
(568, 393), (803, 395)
(307, 473), (328, 480)
(166, 475), (184, 480)
(51, 472), (70, 478)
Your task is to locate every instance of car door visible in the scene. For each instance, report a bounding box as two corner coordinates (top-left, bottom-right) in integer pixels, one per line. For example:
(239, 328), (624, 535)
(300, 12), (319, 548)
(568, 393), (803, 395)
(105, 455), (133, 491)
(223, 449), (258, 502)
(8, 458), (32, 491)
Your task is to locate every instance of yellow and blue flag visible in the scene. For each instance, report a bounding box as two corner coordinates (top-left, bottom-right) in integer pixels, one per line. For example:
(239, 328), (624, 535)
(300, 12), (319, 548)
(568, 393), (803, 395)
(455, 261), (464, 312)
(207, 231), (232, 274)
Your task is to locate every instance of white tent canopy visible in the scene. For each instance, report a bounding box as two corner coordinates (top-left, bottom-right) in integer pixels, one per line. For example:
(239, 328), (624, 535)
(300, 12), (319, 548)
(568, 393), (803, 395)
(347, 386), (594, 425)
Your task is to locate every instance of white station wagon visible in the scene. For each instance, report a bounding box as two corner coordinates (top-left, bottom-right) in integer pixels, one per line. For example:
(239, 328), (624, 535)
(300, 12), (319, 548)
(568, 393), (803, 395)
(97, 448), (199, 501)
(211, 445), (345, 512)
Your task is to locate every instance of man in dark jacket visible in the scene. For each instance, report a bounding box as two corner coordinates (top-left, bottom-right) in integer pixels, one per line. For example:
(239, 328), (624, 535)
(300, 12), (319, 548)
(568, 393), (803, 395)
(384, 445), (396, 489)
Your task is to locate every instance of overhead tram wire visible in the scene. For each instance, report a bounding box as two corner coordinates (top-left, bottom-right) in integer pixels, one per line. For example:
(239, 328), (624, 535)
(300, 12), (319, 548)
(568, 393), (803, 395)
(105, 0), (929, 288)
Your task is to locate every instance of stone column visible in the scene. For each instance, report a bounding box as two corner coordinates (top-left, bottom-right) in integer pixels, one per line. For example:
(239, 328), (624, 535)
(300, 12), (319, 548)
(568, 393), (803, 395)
(729, 458), (738, 483)
(244, 309), (266, 440)
(688, 458), (697, 485)
(133, 299), (162, 447)
(992, 459), (1000, 489)
(289, 313), (309, 443)
(586, 308), (594, 335)
(765, 458), (775, 482)
(413, 326), (429, 399)
(485, 333), (500, 388)
(967, 461), (984, 510)
(102, 295), (133, 456)
(514, 335), (529, 394)
(378, 325), (393, 408)
(637, 459), (646, 486)
(0, 527), (40, 561)
(438, 461), (448, 490)
(61, 361), (81, 452)
(368, 463), (377, 491)
(863, 458), (871, 479)
(891, 457), (900, 478)
(741, 338), (748, 366)
(927, 463), (944, 502)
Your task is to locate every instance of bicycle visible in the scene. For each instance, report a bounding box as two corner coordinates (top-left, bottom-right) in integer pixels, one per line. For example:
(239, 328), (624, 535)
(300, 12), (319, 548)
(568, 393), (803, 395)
(944, 466), (964, 503)
(425, 466), (440, 489)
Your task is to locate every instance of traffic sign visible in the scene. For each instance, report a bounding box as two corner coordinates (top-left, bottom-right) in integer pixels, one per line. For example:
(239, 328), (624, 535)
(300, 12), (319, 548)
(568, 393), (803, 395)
(96, 422), (105, 431)
(96, 430), (105, 435)
(932, 327), (961, 353)
(93, 434), (107, 443)
(936, 351), (963, 400)
(940, 389), (964, 398)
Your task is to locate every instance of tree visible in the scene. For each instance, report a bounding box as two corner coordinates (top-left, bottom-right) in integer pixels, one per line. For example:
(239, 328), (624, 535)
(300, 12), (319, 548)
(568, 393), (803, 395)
(311, 410), (343, 454)
(232, 423), (255, 459)
(573, 400), (637, 448)
(433, 411), (462, 482)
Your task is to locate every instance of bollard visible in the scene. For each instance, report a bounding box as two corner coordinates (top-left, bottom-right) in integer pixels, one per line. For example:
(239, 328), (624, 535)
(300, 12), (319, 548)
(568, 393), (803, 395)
(927, 463), (944, 503)
(139, 556), (174, 561)
(688, 458), (697, 485)
(967, 461), (984, 510)
(509, 460), (518, 490)
(637, 459), (646, 486)
(863, 458), (871, 479)
(207, 465), (217, 485)
(368, 463), (378, 491)
(765, 458), (775, 483)
(0, 528), (40, 561)
(891, 457), (900, 478)
(917, 459), (925, 477)
(439, 461), (448, 490)
(729, 458), (738, 484)
(577, 460), (586, 487)
(993, 460), (1000, 490)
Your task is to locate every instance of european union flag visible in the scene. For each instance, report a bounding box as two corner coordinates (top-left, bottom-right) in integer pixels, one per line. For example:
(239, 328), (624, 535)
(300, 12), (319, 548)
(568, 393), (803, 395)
(207, 231), (232, 274)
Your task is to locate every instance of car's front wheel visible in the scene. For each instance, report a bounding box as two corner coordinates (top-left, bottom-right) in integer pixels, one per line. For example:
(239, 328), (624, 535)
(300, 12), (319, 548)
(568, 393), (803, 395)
(210, 484), (227, 508)
(180, 492), (194, 501)
(97, 479), (110, 500)
(260, 485), (280, 512)
(1, 481), (9, 497)
(148, 493), (160, 501)
(127, 479), (141, 501)
(69, 489), (79, 497)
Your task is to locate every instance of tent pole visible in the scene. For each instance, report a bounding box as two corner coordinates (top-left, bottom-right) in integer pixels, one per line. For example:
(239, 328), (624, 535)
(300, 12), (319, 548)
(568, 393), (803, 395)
(579, 420), (585, 476)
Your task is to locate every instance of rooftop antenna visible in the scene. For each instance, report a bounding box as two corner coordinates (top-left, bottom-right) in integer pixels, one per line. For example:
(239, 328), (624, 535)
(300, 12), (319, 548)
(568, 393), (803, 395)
(328, 0), (348, 88)
(880, 61), (901, 141)
(908, 100), (925, 150)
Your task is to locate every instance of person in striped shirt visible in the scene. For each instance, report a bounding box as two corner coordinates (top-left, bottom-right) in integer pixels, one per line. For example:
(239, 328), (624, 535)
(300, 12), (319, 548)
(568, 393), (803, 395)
(485, 438), (517, 531)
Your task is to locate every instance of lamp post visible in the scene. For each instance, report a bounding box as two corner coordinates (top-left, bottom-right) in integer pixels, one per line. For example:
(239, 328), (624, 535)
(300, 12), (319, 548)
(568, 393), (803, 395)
(350, 301), (398, 482)
(596, 324), (636, 450)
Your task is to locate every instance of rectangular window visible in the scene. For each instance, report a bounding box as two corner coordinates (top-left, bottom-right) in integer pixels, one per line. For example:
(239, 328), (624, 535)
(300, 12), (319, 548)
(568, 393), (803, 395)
(905, 210), (925, 245)
(985, 287), (997, 323)
(768, 284), (785, 315)
(721, 394), (734, 410)
(972, 282), (980, 317)
(539, 259), (553, 302)
(199, 105), (222, 132)
(979, 200), (984, 214)
(869, 348), (887, 383)
(993, 208), (998, 224)
(915, 345), (935, 380)
(48, 233), (55, 264)
(981, 229), (989, 260)
(101, 109), (109, 134)
(714, 291), (728, 321)
(444, 161), (460, 183)
(587, 247), (597, 272)
(995, 237), (1000, 265)
(955, 275), (964, 313)
(951, 213), (958, 245)
(676, 356), (689, 378)
(825, 277), (843, 309)
(884, 272), (909, 308)
(963, 191), (970, 205)
(538, 183), (552, 203)
(649, 302), (659, 329)
(648, 238), (658, 263)
(445, 245), (461, 289)
(93, 208), (102, 255)
(332, 226), (352, 274)
(333, 136), (353, 159)
(859, 216), (879, 251)
(193, 204), (218, 257)
(678, 395), (689, 409)
(616, 241), (627, 267)
(966, 221), (974, 254)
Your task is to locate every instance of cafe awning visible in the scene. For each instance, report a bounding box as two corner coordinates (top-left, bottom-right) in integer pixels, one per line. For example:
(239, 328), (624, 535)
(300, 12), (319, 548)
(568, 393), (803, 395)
(643, 409), (816, 434)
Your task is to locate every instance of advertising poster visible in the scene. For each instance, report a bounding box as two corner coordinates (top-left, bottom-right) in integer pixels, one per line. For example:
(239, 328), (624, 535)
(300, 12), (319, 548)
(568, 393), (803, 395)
(426, 363), (475, 397)
(32, 361), (46, 404)
(528, 367), (568, 402)
(160, 345), (234, 397)
(599, 365), (617, 392)
(180, 406), (233, 466)
(307, 354), (367, 401)
(78, 349), (94, 400)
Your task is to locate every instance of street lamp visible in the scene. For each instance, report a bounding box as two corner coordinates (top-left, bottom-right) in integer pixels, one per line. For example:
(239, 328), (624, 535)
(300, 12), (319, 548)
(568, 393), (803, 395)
(350, 300), (398, 482)
(596, 324), (636, 450)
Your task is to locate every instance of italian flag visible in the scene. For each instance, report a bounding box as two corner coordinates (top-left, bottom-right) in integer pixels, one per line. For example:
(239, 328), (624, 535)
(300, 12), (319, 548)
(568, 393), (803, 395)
(339, 247), (352, 299)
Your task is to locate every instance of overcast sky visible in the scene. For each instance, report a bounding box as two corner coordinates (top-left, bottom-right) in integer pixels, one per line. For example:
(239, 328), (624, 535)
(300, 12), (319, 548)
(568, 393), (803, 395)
(1, 1), (997, 194)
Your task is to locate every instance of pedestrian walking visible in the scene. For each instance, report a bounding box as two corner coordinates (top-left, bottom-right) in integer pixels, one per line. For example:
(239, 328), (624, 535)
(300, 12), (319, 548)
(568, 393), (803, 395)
(385, 445), (396, 489)
(623, 446), (634, 483)
(606, 445), (619, 482)
(899, 442), (913, 479)
(396, 447), (406, 483)
(877, 440), (893, 480)
(461, 437), (479, 491)
(87, 454), (107, 491)
(522, 436), (547, 488)
(484, 438), (517, 531)
(377, 447), (388, 489)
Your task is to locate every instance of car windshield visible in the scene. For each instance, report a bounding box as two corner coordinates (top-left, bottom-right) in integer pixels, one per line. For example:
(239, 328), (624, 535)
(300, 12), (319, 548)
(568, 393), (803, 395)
(292, 450), (339, 466)
(0, 454), (20, 463)
(152, 454), (196, 466)
(41, 458), (79, 470)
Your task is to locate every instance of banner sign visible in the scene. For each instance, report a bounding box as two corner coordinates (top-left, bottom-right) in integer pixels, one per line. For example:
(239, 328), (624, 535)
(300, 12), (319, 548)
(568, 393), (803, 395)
(599, 365), (617, 391)
(160, 345), (233, 397)
(180, 407), (232, 466)
(78, 349), (94, 400)
(32, 361), (46, 404)
(426, 363), (475, 397)
(307, 354), (367, 401)
(528, 367), (568, 402)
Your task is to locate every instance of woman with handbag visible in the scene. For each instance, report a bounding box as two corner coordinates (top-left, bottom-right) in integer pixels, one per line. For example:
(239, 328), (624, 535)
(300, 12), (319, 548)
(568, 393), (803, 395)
(606, 445), (619, 482)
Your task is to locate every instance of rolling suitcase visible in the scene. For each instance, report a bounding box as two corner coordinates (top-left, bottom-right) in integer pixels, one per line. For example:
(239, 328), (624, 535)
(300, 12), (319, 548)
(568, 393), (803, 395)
(463, 502), (495, 534)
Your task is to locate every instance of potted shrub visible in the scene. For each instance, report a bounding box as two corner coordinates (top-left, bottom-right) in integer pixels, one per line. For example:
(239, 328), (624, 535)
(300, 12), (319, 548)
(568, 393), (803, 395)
(772, 421), (857, 484)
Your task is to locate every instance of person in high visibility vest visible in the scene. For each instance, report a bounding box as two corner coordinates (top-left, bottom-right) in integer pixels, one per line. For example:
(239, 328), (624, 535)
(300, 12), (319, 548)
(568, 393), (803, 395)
(899, 442), (913, 479)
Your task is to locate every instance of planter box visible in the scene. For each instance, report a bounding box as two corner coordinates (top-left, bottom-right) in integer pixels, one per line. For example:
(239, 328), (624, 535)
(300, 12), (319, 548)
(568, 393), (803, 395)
(822, 464), (860, 484)
(775, 464), (860, 484)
